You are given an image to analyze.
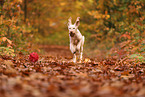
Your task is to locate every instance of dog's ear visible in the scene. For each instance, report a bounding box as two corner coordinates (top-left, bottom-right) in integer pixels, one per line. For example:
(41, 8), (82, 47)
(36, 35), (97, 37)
(68, 17), (72, 26)
(75, 17), (80, 27)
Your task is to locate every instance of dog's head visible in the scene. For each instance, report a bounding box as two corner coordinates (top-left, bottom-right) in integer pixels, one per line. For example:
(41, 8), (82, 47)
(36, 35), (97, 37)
(68, 17), (80, 37)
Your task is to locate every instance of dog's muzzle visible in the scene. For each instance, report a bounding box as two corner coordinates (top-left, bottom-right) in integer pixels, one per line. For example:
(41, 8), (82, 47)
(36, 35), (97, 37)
(70, 32), (75, 37)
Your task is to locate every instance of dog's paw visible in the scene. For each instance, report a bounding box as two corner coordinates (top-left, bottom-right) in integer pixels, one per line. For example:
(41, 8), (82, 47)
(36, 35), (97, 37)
(78, 60), (82, 63)
(73, 58), (76, 63)
(69, 59), (76, 63)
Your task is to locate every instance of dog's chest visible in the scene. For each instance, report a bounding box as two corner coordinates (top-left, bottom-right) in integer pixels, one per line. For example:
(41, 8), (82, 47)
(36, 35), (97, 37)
(70, 36), (80, 45)
(73, 39), (80, 45)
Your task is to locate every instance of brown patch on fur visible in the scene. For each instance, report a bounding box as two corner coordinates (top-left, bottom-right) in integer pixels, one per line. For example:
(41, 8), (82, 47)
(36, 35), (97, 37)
(73, 39), (80, 45)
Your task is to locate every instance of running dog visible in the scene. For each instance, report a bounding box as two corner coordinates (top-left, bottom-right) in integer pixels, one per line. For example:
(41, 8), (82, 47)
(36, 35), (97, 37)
(68, 17), (85, 63)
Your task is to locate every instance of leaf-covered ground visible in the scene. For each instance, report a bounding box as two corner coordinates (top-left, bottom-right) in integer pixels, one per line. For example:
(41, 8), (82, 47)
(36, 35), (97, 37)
(0, 45), (145, 97)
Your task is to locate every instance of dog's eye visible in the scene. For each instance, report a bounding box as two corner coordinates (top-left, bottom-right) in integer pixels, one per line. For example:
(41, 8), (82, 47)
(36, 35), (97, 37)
(73, 28), (75, 29)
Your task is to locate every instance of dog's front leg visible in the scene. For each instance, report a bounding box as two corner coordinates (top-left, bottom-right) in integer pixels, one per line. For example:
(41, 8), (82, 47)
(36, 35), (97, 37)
(77, 36), (85, 63)
(73, 53), (76, 63)
(70, 43), (77, 63)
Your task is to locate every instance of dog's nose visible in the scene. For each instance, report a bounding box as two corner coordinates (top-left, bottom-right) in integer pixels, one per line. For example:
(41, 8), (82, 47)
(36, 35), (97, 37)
(70, 32), (75, 37)
(70, 31), (73, 33)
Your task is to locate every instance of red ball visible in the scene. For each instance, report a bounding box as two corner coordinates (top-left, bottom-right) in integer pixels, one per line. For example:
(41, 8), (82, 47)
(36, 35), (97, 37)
(29, 52), (39, 62)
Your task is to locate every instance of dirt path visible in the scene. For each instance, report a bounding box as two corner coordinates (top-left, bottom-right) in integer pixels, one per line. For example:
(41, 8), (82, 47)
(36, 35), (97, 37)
(39, 45), (104, 61)
(39, 45), (73, 58)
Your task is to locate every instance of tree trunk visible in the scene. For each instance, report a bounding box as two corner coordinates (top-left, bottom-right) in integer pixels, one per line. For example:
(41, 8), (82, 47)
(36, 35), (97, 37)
(0, 0), (4, 16)
(24, 0), (27, 22)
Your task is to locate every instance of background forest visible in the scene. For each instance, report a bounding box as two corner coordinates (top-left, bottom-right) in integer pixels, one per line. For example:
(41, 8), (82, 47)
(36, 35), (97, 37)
(0, 0), (145, 61)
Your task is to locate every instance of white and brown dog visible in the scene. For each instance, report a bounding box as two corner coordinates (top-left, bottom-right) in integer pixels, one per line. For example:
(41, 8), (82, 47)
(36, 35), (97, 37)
(68, 17), (85, 63)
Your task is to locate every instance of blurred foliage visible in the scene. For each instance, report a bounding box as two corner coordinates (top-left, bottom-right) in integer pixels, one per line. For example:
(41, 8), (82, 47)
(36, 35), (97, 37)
(0, 0), (38, 55)
(0, 47), (15, 56)
(0, 0), (145, 62)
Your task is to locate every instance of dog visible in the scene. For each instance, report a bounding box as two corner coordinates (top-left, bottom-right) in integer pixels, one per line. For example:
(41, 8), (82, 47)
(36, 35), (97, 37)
(68, 17), (85, 63)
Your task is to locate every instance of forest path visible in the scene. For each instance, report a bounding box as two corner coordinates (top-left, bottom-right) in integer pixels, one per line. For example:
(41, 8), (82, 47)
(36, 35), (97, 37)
(39, 45), (72, 58)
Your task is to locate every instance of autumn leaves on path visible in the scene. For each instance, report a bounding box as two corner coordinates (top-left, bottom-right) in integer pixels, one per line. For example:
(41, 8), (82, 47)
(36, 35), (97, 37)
(0, 46), (145, 97)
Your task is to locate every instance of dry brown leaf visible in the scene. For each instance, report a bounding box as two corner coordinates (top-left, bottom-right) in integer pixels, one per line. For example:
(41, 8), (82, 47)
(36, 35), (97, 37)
(1, 37), (12, 45)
